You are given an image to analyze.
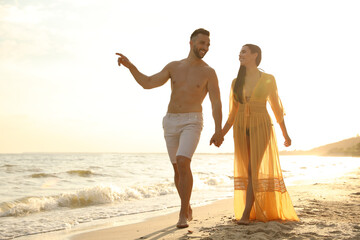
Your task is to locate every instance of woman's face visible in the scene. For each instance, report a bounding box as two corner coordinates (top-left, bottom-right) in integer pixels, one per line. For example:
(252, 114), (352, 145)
(239, 46), (257, 66)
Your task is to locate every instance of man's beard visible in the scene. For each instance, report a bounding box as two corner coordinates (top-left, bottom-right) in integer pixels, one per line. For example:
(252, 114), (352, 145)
(193, 47), (206, 59)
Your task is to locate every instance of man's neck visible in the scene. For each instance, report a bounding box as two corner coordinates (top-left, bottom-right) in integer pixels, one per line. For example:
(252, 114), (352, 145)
(186, 53), (203, 65)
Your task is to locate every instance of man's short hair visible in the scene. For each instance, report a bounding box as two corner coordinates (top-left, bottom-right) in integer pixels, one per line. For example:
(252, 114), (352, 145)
(190, 28), (210, 40)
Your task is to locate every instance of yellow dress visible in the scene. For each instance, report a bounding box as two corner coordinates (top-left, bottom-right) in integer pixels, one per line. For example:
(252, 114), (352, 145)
(228, 72), (299, 222)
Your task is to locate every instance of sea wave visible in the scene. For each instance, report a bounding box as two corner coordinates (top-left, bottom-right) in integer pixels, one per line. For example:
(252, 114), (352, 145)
(0, 164), (16, 168)
(194, 174), (232, 190)
(66, 170), (95, 177)
(0, 174), (231, 217)
(30, 173), (57, 178)
(0, 164), (18, 173)
(0, 182), (176, 217)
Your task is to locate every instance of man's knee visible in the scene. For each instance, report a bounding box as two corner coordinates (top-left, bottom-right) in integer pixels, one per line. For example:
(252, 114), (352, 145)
(176, 155), (191, 172)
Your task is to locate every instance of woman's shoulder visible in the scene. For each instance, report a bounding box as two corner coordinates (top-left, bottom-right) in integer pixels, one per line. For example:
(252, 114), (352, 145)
(261, 72), (277, 86)
(261, 72), (275, 80)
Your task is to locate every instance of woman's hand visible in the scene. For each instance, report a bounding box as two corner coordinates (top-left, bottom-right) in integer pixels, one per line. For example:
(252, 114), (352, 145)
(210, 131), (224, 147)
(284, 134), (291, 147)
(279, 120), (291, 147)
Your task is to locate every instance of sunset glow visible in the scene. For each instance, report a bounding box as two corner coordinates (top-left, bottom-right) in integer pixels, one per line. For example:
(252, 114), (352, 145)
(1, 0), (359, 153)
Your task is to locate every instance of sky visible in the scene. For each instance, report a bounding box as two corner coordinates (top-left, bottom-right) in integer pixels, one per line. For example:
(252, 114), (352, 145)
(0, 0), (359, 154)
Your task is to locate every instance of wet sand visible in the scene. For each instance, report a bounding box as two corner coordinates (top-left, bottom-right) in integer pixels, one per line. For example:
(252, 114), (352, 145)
(69, 167), (360, 240)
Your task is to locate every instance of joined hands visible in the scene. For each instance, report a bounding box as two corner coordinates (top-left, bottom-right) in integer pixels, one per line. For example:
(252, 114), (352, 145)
(210, 131), (224, 148)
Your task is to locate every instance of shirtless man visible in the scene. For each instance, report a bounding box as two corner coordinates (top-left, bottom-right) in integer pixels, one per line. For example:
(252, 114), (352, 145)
(116, 28), (223, 228)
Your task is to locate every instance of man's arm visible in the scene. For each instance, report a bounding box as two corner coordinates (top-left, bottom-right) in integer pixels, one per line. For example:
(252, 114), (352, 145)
(116, 53), (170, 89)
(207, 68), (223, 147)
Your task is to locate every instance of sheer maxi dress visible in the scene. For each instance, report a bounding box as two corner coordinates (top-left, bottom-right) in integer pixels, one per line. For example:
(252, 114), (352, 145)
(228, 73), (299, 222)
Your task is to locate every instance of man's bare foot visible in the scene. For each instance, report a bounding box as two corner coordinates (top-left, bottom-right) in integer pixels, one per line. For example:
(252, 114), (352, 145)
(187, 206), (193, 222)
(176, 217), (189, 228)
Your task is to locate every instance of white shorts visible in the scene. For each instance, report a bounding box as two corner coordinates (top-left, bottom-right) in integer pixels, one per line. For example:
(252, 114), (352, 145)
(162, 112), (203, 164)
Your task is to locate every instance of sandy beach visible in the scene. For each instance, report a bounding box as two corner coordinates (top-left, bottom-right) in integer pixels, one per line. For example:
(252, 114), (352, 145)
(65, 167), (360, 240)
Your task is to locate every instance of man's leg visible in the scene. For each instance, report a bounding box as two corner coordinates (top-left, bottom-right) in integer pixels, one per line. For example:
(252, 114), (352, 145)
(175, 155), (193, 228)
(172, 164), (192, 221)
(165, 112), (202, 228)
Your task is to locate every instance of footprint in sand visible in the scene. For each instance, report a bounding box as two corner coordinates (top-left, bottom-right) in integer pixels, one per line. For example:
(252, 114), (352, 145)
(304, 210), (316, 215)
(317, 222), (336, 229)
(353, 225), (360, 231)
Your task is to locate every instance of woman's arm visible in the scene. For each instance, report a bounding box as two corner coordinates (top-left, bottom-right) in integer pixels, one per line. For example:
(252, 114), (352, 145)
(279, 120), (291, 147)
(210, 79), (238, 146)
(222, 108), (237, 137)
(267, 76), (291, 147)
(210, 103), (238, 146)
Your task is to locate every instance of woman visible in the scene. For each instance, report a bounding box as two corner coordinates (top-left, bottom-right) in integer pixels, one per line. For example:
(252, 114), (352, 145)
(214, 44), (299, 224)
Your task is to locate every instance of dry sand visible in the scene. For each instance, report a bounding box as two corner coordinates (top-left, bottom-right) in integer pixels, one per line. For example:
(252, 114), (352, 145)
(68, 167), (360, 240)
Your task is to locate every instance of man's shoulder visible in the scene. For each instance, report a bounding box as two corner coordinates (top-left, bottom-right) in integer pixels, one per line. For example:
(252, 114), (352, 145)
(166, 60), (182, 67)
(200, 62), (216, 75)
(168, 59), (214, 70)
(167, 59), (198, 69)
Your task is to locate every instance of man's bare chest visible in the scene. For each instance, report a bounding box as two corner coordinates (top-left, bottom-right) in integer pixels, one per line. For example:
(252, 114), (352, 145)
(170, 67), (208, 89)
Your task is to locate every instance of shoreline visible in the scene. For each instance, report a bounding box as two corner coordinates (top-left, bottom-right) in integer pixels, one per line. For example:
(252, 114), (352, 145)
(70, 198), (235, 240)
(16, 197), (233, 240)
(68, 167), (360, 240)
(16, 167), (360, 240)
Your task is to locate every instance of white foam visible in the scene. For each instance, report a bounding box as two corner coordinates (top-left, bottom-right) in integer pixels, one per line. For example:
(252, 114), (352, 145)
(0, 173), (233, 218)
(0, 182), (178, 217)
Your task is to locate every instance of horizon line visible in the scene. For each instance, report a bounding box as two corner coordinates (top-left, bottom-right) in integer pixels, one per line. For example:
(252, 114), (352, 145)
(0, 151), (235, 155)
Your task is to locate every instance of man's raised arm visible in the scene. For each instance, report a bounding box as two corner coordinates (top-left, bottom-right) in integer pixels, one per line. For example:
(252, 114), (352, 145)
(116, 53), (171, 89)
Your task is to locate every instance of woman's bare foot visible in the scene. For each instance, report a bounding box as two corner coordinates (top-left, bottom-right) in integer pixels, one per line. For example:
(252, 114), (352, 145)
(236, 219), (250, 225)
(237, 211), (250, 225)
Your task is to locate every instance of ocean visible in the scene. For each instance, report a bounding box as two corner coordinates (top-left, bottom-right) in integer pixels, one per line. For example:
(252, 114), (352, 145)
(0, 153), (359, 239)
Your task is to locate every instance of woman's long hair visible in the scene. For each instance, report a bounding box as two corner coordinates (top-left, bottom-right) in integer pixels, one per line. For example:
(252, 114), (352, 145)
(233, 44), (262, 103)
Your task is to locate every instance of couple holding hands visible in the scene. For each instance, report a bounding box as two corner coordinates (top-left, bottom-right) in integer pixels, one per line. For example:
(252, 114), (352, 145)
(116, 28), (299, 228)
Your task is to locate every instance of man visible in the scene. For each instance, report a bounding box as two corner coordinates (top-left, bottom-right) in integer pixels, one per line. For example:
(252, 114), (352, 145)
(116, 28), (223, 228)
